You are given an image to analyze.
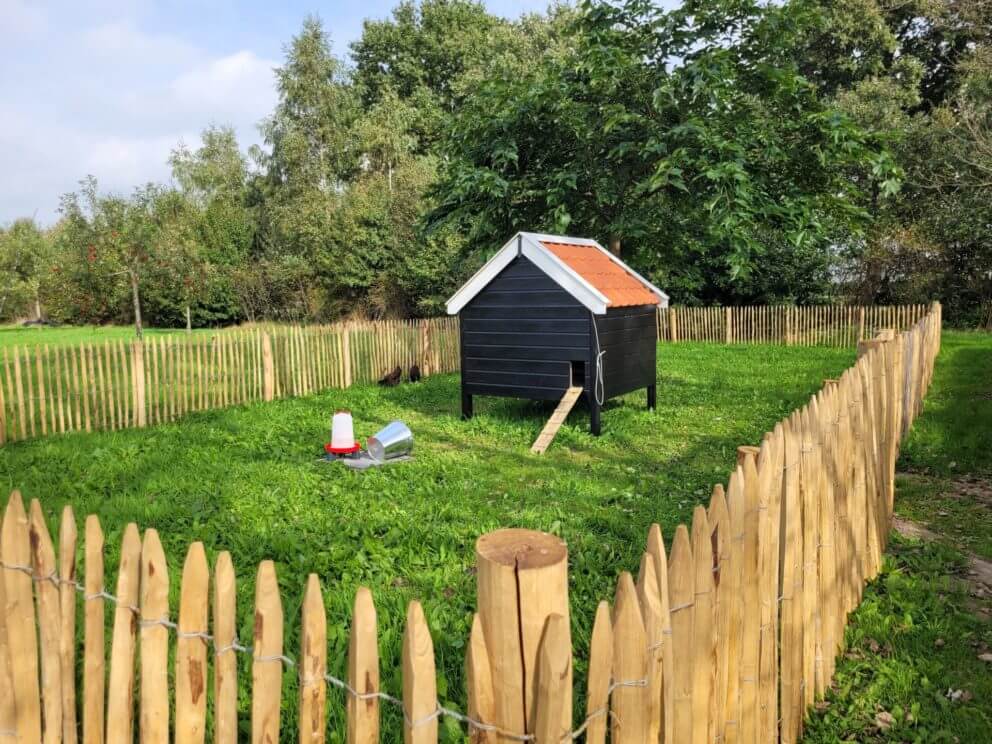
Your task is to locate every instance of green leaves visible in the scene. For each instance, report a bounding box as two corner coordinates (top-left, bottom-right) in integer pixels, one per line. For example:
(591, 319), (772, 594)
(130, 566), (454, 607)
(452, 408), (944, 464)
(17, 0), (985, 325)
(429, 0), (893, 306)
(646, 160), (688, 193)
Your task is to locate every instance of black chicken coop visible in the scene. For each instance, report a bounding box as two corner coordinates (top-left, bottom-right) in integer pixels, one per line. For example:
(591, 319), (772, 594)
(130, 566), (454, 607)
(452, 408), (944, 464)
(446, 232), (669, 435)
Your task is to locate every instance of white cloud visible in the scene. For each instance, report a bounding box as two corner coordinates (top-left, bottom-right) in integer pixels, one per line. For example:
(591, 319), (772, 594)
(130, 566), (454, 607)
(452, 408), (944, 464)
(171, 50), (278, 123)
(82, 133), (194, 189)
(81, 19), (200, 61)
(1, 0), (48, 38)
(0, 12), (277, 224)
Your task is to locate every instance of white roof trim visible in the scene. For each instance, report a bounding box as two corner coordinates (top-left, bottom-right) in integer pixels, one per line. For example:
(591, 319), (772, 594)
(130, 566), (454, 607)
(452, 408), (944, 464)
(446, 231), (668, 315)
(444, 234), (521, 315)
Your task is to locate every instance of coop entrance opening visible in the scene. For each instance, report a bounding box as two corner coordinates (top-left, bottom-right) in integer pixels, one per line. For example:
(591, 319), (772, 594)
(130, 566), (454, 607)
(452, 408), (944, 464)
(570, 360), (586, 388)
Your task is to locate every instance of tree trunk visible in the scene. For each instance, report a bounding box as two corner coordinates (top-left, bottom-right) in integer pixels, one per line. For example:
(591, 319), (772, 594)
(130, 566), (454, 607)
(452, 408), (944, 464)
(185, 305), (192, 334)
(130, 270), (143, 339)
(609, 235), (621, 257)
(34, 293), (42, 321)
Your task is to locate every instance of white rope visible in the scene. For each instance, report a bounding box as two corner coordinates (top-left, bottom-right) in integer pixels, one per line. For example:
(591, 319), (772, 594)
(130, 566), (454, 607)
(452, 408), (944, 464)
(139, 617), (177, 630)
(215, 636), (251, 656)
(254, 653), (295, 667)
(590, 312), (606, 406)
(177, 629), (212, 643)
(0, 561), (35, 577)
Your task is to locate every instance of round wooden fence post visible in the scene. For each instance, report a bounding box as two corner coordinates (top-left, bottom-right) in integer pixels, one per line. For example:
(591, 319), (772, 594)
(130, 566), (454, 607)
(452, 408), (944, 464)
(475, 528), (571, 740)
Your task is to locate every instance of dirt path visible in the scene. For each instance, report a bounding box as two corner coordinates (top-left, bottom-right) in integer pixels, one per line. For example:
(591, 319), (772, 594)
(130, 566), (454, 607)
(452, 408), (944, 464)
(893, 516), (992, 610)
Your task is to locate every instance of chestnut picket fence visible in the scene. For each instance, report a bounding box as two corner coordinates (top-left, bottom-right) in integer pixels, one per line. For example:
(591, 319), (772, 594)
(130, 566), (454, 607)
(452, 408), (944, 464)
(0, 318), (460, 445)
(657, 303), (930, 346)
(0, 302), (942, 742)
(0, 305), (928, 448)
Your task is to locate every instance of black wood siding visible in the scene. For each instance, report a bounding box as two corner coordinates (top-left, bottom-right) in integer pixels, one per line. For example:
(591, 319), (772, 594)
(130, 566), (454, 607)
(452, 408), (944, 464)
(460, 256), (590, 400)
(593, 305), (657, 399)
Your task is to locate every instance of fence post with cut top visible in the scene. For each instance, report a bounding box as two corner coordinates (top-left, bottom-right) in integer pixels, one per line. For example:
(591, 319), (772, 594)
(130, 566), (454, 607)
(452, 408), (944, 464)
(475, 529), (572, 740)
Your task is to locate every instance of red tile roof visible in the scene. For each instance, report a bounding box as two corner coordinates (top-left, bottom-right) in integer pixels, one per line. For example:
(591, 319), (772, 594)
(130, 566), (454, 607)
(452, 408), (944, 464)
(542, 242), (660, 308)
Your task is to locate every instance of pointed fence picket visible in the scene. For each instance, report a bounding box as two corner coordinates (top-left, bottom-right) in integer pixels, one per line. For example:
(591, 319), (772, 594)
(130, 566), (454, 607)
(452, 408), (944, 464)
(583, 602), (613, 744)
(611, 572), (648, 744)
(139, 528), (169, 744)
(0, 303), (942, 743)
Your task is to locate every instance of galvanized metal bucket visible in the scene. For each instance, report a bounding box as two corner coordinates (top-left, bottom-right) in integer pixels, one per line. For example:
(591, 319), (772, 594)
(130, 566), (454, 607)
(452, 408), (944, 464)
(367, 420), (413, 462)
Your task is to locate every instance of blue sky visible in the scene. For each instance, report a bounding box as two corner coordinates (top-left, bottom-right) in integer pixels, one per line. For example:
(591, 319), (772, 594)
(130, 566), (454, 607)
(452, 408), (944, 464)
(0, 0), (555, 224)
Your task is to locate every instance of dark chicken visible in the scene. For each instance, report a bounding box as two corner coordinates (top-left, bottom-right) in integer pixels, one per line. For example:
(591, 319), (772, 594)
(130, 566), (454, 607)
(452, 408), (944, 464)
(378, 366), (402, 387)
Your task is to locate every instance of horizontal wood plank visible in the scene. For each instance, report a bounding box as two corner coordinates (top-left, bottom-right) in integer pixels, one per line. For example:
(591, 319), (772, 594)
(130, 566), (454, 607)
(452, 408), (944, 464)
(463, 331), (589, 349)
(461, 318), (590, 335)
(464, 383), (571, 400)
(462, 345), (588, 362)
(463, 370), (571, 389)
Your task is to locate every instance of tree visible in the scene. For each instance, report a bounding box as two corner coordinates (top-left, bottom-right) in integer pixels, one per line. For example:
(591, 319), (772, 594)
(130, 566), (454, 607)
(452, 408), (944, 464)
(170, 126), (256, 326)
(896, 49), (992, 322)
(50, 184), (121, 324)
(0, 219), (51, 321)
(91, 184), (162, 338)
(353, 86), (418, 193)
(259, 16), (358, 199)
(253, 15), (360, 313)
(54, 178), (205, 338)
(321, 155), (464, 317)
(351, 0), (575, 149)
(429, 0), (899, 304)
(795, 0), (991, 109)
(351, 0), (502, 144)
(145, 189), (211, 332)
(797, 0), (992, 322)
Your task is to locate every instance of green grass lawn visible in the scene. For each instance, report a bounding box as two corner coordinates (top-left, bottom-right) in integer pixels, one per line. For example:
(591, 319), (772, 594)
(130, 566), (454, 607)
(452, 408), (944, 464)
(0, 340), (853, 740)
(0, 323), (209, 348)
(805, 330), (992, 743)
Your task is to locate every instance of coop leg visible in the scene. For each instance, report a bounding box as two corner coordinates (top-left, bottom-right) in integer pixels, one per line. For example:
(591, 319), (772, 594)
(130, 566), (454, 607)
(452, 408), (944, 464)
(590, 399), (601, 436)
(462, 391), (473, 420)
(647, 384), (657, 411)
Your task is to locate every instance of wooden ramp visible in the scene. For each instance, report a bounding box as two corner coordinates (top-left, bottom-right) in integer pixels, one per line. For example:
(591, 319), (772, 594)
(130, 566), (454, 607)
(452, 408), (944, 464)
(530, 386), (584, 454)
